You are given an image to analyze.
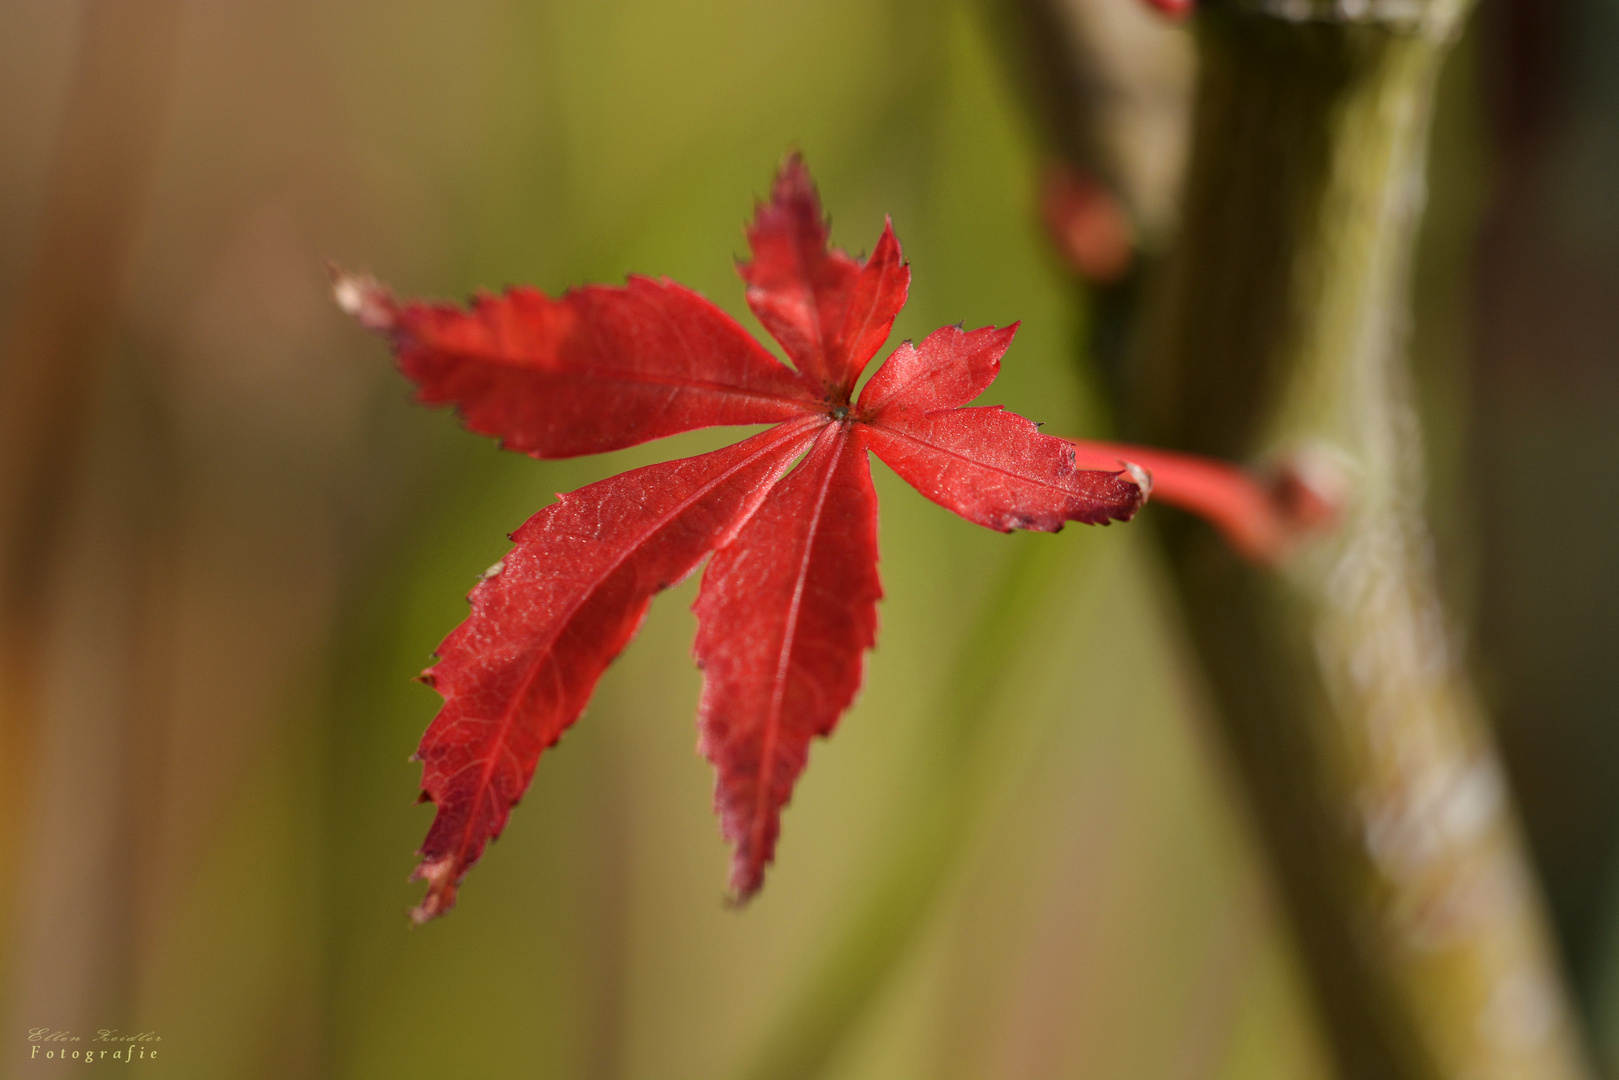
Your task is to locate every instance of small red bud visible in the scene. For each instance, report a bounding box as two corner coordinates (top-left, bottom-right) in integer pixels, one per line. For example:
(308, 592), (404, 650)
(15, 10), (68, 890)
(1140, 0), (1195, 20)
(1039, 164), (1136, 284)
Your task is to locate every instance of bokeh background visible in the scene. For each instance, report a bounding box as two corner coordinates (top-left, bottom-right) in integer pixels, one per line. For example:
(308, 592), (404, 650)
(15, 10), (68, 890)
(0, 1), (1614, 1078)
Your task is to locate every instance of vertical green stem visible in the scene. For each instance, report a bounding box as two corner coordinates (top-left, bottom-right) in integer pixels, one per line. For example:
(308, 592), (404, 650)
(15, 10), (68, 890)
(1138, 5), (1591, 1077)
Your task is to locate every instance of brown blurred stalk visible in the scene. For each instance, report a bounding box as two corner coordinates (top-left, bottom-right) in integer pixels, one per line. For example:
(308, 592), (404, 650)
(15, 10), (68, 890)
(1129, 2), (1591, 1076)
(986, 0), (1194, 252)
(0, 0), (184, 927)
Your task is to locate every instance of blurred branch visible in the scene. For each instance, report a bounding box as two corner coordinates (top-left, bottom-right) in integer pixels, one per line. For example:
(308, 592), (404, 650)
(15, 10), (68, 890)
(1131, 3), (1593, 1077)
(983, 0), (1194, 250)
(982, 0), (1196, 410)
(0, 0), (184, 918)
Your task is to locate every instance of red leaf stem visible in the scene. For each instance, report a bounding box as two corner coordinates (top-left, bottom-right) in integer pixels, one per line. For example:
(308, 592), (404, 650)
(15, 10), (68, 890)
(1066, 439), (1337, 563)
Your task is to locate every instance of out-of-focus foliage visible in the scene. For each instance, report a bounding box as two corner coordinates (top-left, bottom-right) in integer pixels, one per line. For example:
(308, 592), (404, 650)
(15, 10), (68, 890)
(2, 3), (1323, 1077)
(4, 0), (1616, 1077)
(0, 4), (1325, 1077)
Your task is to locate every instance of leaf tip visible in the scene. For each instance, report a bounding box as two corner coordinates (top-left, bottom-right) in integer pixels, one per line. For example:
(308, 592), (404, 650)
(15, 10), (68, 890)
(330, 265), (397, 332)
(1122, 460), (1154, 503)
(409, 857), (461, 924)
(1039, 164), (1137, 283)
(775, 149), (813, 194)
(725, 862), (766, 907)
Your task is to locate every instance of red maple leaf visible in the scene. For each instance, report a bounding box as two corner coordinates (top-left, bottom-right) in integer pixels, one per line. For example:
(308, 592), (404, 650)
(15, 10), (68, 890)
(336, 156), (1148, 922)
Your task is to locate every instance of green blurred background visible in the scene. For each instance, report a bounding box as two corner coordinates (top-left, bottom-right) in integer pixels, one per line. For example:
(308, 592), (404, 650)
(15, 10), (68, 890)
(0, 1), (1614, 1077)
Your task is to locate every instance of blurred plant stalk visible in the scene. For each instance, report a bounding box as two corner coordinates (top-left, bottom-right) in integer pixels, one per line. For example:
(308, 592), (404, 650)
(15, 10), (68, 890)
(1131, 2), (1592, 1077)
(0, 0), (183, 937)
(988, 0), (1195, 254)
(733, 535), (1087, 1080)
